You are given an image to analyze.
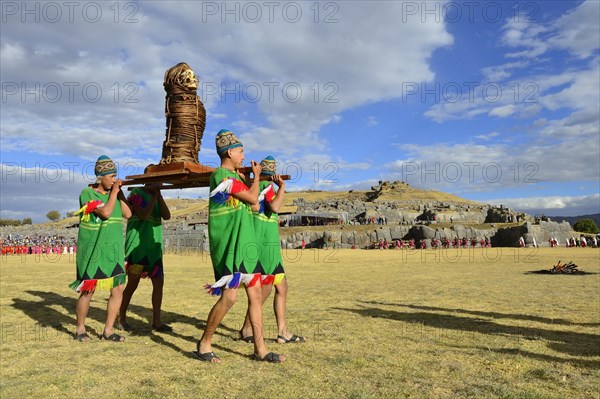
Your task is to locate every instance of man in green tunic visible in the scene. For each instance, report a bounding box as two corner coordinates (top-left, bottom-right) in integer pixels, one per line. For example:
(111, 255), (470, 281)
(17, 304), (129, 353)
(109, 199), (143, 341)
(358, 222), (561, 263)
(240, 156), (305, 344)
(195, 130), (285, 363)
(118, 183), (172, 333)
(70, 155), (132, 342)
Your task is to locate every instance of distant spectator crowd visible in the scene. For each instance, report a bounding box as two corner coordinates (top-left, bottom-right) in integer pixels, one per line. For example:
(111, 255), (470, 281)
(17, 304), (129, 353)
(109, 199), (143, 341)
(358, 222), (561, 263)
(280, 217), (346, 227)
(561, 235), (598, 248)
(369, 237), (492, 250)
(0, 233), (77, 255)
(520, 235), (599, 248)
(357, 216), (388, 225)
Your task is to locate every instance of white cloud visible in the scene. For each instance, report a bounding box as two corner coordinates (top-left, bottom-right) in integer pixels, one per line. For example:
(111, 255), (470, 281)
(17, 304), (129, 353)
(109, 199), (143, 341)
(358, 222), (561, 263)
(501, 18), (550, 59)
(1, 1), (453, 161)
(0, 163), (89, 223)
(475, 132), (500, 141)
(365, 116), (378, 127)
(537, 61), (600, 112)
(425, 62), (599, 125)
(489, 104), (516, 118)
(0, 42), (26, 62)
(550, 0), (600, 59)
(487, 194), (600, 216)
(0, 162), (213, 223)
(207, 112), (227, 120)
(428, 1), (599, 126)
(387, 138), (599, 192)
(162, 187), (209, 200)
(481, 61), (530, 81)
(1, 2), (597, 222)
(501, 0), (599, 60)
(290, 177), (381, 194)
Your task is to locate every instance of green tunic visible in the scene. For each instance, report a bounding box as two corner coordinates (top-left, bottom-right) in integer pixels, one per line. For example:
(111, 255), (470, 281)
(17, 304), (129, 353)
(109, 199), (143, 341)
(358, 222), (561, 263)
(124, 188), (164, 278)
(69, 187), (126, 292)
(254, 181), (285, 276)
(208, 167), (261, 281)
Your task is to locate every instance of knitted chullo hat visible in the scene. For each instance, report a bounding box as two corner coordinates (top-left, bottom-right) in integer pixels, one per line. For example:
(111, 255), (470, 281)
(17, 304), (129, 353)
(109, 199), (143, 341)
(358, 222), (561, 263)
(94, 155), (117, 176)
(260, 156), (276, 176)
(215, 129), (243, 154)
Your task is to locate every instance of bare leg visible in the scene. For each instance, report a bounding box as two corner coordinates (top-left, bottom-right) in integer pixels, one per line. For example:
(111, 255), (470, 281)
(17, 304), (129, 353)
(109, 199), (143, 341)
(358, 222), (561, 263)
(75, 291), (94, 340)
(274, 278), (290, 340)
(198, 288), (238, 363)
(274, 278), (304, 343)
(241, 283), (272, 337)
(104, 284), (125, 341)
(119, 271), (140, 326)
(245, 284), (285, 361)
(151, 277), (164, 328)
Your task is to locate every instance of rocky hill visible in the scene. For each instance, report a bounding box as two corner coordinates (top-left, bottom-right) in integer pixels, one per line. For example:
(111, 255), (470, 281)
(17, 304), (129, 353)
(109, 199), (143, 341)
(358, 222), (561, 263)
(280, 180), (528, 226)
(3, 181), (581, 250)
(35, 180), (523, 228)
(547, 213), (600, 227)
(157, 181), (576, 249)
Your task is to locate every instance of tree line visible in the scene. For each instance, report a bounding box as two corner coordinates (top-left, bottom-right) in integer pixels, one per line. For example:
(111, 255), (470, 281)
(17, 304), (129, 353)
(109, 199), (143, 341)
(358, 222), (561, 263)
(0, 210), (76, 226)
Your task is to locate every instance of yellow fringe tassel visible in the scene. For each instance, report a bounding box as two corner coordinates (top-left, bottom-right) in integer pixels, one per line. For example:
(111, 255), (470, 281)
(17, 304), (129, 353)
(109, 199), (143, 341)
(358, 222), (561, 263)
(96, 276), (116, 290)
(273, 273), (285, 285)
(127, 264), (144, 276)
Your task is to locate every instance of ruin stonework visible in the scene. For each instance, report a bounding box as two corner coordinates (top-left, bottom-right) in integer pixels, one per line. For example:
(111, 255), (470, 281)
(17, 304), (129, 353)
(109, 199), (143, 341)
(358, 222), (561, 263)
(291, 197), (525, 225)
(3, 182), (583, 252)
(276, 221), (578, 249)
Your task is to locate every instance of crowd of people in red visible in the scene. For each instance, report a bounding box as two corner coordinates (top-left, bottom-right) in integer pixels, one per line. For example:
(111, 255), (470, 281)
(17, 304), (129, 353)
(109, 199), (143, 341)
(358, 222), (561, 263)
(560, 235), (598, 248)
(0, 233), (77, 255)
(370, 237), (492, 250)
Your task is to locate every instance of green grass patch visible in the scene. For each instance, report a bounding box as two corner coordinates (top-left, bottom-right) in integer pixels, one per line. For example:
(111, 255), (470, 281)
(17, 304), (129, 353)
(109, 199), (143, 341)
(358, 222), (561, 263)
(1, 248), (599, 398)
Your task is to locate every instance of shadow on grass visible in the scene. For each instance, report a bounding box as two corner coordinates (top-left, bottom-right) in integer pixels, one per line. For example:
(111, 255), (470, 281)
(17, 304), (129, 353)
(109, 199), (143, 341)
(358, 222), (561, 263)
(10, 290), (243, 356)
(360, 301), (600, 327)
(334, 304), (600, 359)
(11, 291), (107, 340)
(183, 342), (248, 361)
(476, 347), (600, 369)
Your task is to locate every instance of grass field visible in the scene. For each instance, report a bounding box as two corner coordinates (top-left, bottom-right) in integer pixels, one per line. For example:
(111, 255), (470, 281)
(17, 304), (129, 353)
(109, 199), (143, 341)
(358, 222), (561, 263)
(1, 247), (599, 398)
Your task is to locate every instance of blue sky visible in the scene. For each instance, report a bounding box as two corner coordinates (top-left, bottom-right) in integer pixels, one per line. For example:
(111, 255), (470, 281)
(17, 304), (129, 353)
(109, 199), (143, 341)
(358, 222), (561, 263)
(1, 0), (599, 223)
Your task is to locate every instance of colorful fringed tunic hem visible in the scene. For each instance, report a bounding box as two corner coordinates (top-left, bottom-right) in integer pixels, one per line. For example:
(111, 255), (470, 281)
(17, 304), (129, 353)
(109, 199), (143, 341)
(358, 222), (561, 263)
(124, 188), (165, 279)
(206, 167), (263, 295)
(254, 181), (286, 286)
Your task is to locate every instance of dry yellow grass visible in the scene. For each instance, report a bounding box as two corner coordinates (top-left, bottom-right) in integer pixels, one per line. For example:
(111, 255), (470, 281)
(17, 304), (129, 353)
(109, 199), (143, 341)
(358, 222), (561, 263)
(1, 248), (599, 398)
(168, 200), (208, 218)
(284, 187), (478, 204)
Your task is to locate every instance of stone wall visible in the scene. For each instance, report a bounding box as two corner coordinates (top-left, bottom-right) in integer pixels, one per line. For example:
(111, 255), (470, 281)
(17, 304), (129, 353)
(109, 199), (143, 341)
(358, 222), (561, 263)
(0, 225), (78, 241)
(278, 221), (577, 249)
(532, 221), (577, 246)
(163, 226), (209, 253)
(0, 220), (577, 252)
(0, 224), (210, 253)
(291, 197), (531, 225)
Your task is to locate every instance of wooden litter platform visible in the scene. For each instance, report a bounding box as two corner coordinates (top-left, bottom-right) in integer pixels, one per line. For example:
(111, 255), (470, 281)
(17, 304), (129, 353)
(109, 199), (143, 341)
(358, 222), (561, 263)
(123, 162), (289, 190)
